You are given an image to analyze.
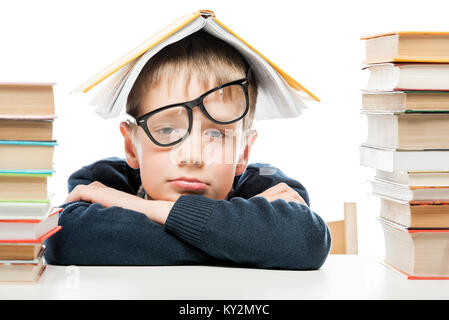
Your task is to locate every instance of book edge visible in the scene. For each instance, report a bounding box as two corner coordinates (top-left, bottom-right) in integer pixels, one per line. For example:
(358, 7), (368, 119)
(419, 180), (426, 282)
(0, 225), (62, 243)
(381, 260), (449, 280)
(361, 31), (449, 40)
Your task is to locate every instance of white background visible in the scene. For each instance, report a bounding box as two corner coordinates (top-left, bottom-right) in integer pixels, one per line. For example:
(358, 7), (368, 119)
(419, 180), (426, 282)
(2, 0), (449, 257)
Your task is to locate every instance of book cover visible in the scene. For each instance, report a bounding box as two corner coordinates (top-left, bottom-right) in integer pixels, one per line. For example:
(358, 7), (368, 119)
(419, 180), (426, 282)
(73, 9), (319, 121)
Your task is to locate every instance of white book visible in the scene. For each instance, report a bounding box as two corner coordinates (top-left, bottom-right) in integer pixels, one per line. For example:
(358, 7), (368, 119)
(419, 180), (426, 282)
(360, 144), (449, 172)
(0, 201), (54, 220)
(370, 178), (449, 201)
(73, 10), (319, 121)
(375, 169), (449, 187)
(364, 112), (449, 150)
(0, 210), (60, 241)
(364, 63), (449, 91)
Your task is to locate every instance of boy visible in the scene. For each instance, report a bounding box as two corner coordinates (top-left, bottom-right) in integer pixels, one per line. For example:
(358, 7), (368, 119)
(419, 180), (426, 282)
(45, 30), (331, 269)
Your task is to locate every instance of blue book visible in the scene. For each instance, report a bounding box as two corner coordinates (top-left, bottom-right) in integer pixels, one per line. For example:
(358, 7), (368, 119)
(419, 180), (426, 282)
(0, 140), (56, 171)
(0, 140), (57, 146)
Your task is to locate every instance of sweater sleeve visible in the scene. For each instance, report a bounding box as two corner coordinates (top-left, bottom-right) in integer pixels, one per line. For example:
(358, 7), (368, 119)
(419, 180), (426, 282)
(44, 201), (212, 266)
(164, 164), (331, 270)
(66, 157), (142, 195)
(44, 158), (212, 266)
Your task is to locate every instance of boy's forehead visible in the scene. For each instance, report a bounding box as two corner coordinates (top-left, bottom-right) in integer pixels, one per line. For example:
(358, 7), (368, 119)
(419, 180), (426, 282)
(142, 73), (249, 113)
(140, 73), (218, 112)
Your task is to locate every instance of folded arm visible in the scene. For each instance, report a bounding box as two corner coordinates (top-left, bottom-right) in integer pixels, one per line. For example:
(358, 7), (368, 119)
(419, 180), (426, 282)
(162, 163), (331, 270)
(44, 201), (212, 266)
(45, 158), (211, 266)
(165, 193), (331, 270)
(46, 159), (331, 269)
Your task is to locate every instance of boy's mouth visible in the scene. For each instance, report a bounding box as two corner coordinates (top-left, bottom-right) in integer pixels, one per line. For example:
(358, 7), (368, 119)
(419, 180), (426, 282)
(168, 177), (209, 192)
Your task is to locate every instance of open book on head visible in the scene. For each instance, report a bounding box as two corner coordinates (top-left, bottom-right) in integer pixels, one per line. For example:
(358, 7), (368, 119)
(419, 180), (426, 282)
(73, 10), (319, 121)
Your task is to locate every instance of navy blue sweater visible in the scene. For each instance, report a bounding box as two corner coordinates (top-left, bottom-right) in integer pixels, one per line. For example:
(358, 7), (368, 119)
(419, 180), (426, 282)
(45, 157), (331, 269)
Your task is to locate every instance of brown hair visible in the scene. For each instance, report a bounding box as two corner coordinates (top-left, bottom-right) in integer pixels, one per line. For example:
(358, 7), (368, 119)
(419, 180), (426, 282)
(126, 30), (258, 132)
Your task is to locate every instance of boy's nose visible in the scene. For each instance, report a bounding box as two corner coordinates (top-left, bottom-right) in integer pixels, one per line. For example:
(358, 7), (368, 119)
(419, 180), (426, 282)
(176, 119), (204, 167)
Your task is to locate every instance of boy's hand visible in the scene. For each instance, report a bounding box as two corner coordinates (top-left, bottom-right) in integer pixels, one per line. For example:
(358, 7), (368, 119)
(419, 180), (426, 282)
(64, 181), (138, 208)
(64, 181), (174, 224)
(253, 182), (308, 207)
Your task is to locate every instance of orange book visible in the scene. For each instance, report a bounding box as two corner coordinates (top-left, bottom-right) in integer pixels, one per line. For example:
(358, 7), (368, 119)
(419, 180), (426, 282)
(0, 243), (43, 260)
(361, 31), (449, 64)
(73, 10), (319, 121)
(379, 197), (449, 228)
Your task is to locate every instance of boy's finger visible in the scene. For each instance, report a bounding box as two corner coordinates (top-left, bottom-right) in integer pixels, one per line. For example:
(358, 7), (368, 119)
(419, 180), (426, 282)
(64, 184), (99, 204)
(89, 181), (107, 188)
(64, 185), (86, 204)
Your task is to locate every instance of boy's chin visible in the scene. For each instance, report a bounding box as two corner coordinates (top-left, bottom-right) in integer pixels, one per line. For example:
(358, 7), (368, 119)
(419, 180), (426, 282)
(167, 191), (223, 201)
(149, 191), (207, 202)
(146, 187), (227, 201)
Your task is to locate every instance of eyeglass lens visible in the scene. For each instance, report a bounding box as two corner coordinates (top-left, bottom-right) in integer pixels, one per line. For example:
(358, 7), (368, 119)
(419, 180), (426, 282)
(145, 84), (247, 145)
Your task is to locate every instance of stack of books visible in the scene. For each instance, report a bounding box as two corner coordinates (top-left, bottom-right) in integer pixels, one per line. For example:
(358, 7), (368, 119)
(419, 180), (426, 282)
(360, 32), (449, 279)
(0, 82), (62, 284)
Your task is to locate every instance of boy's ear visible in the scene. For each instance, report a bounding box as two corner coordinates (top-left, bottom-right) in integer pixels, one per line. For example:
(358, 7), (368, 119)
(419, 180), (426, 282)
(120, 121), (140, 169)
(235, 129), (258, 176)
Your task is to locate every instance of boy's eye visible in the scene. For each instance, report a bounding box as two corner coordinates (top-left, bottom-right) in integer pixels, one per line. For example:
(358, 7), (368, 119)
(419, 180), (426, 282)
(158, 127), (175, 135)
(156, 126), (184, 139)
(205, 129), (225, 139)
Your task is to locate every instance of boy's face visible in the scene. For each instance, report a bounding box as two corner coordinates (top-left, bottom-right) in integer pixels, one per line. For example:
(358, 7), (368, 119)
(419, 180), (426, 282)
(120, 73), (257, 202)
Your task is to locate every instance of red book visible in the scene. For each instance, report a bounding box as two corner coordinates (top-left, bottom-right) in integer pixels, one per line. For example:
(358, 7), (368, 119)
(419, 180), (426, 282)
(0, 208), (62, 243)
(380, 218), (449, 279)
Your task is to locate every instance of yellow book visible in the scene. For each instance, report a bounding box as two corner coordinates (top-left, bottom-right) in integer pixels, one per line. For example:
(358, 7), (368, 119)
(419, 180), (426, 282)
(73, 10), (319, 121)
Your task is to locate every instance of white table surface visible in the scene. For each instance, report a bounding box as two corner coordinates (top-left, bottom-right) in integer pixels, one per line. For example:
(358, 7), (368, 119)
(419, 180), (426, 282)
(1, 255), (449, 299)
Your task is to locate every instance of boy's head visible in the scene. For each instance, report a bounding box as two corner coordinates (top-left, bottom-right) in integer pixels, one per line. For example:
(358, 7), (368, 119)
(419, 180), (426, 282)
(120, 30), (258, 202)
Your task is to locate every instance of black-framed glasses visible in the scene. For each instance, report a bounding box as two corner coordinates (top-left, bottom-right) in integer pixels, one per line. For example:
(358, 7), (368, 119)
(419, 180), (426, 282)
(135, 77), (250, 147)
